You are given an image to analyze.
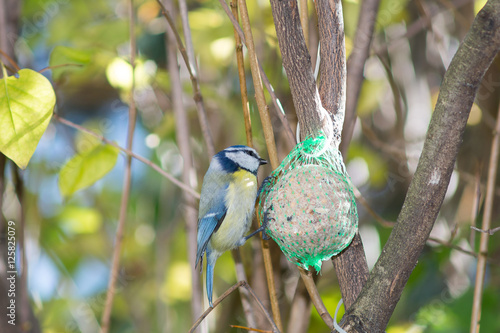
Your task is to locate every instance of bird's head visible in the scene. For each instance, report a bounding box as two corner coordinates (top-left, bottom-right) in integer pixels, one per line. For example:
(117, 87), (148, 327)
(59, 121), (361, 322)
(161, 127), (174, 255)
(214, 145), (267, 175)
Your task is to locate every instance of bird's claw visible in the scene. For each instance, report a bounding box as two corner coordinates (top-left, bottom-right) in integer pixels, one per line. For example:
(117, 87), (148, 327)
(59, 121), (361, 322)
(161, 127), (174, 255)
(261, 208), (274, 241)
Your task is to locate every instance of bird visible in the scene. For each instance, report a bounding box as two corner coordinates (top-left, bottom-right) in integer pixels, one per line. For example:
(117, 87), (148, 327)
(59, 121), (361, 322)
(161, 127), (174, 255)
(195, 145), (268, 307)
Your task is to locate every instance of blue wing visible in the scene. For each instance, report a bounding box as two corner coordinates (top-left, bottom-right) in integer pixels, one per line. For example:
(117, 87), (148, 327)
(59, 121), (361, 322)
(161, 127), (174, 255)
(195, 199), (227, 270)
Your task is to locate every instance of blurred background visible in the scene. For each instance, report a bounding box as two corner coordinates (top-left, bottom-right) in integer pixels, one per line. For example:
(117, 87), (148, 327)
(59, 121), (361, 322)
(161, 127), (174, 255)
(1, 0), (499, 332)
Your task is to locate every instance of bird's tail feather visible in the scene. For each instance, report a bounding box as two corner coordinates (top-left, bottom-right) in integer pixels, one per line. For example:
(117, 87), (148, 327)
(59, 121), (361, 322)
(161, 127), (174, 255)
(206, 261), (215, 308)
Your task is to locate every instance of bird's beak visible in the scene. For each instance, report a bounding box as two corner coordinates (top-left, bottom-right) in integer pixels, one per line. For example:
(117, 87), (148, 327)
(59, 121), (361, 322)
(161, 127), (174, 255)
(259, 158), (268, 165)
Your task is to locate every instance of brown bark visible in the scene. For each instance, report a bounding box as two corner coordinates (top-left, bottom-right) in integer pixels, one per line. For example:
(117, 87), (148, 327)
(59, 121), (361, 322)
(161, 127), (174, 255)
(270, 0), (370, 319)
(315, 0), (372, 311)
(270, 0), (324, 141)
(331, 233), (369, 310)
(316, 0), (347, 147)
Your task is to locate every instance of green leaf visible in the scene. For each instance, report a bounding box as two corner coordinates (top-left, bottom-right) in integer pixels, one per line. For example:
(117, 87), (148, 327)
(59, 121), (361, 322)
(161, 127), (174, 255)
(58, 144), (119, 198)
(0, 68), (56, 169)
(58, 205), (103, 235)
(49, 46), (92, 81)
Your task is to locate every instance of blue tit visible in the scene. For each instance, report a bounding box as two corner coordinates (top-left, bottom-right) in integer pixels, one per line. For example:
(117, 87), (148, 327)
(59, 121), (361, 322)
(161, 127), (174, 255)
(195, 145), (268, 307)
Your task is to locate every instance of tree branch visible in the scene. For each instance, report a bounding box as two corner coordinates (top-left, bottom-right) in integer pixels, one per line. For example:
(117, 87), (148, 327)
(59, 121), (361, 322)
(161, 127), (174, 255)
(270, 0), (324, 141)
(316, 0), (347, 147)
(156, 0), (215, 157)
(340, 0), (381, 154)
(342, 1), (500, 331)
(314, 0), (371, 310)
(331, 233), (369, 311)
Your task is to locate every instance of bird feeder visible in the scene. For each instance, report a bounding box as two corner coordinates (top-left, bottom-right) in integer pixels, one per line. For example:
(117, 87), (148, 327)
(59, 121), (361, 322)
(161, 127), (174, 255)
(258, 135), (358, 271)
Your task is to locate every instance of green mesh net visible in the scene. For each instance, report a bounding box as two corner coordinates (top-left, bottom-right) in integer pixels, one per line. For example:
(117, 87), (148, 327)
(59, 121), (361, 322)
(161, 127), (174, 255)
(258, 134), (358, 271)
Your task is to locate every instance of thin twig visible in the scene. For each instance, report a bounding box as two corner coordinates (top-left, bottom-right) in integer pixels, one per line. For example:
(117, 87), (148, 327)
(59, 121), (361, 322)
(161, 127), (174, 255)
(52, 114), (200, 199)
(469, 165), (482, 250)
(414, 0), (451, 69)
(0, 48), (20, 71)
(38, 63), (84, 73)
(177, 0), (197, 76)
(100, 1), (137, 332)
(155, 0), (215, 157)
(260, 237), (282, 330)
(231, 250), (257, 328)
(237, 1), (283, 331)
(230, 325), (272, 333)
(287, 276), (313, 333)
(298, 267), (334, 330)
(355, 184), (487, 260)
(189, 281), (280, 333)
(427, 237), (478, 258)
(374, 0), (474, 58)
(471, 226), (500, 235)
(231, 10), (259, 330)
(218, 0), (296, 147)
(458, 167), (500, 197)
(165, 0), (204, 328)
(231, 0), (253, 147)
(340, 0), (381, 154)
(470, 104), (500, 333)
(436, 0), (472, 29)
(375, 52), (411, 181)
(228, 2), (258, 327)
(353, 187), (482, 258)
(241, 281), (281, 333)
(352, 186), (395, 228)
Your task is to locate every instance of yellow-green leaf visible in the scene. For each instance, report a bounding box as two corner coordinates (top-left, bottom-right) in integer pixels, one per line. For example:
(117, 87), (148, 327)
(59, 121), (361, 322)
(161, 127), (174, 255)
(58, 205), (103, 235)
(58, 144), (119, 198)
(0, 68), (56, 169)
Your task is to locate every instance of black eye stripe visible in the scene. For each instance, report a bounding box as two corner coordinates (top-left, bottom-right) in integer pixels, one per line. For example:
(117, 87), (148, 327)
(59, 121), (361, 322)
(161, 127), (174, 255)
(244, 150), (256, 158)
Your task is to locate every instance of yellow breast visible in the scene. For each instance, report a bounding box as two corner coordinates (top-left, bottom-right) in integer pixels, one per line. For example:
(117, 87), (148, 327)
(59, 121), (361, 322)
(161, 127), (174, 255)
(210, 169), (257, 252)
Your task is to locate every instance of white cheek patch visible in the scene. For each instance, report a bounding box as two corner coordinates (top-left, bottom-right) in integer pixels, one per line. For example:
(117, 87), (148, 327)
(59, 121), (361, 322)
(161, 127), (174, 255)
(226, 152), (259, 172)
